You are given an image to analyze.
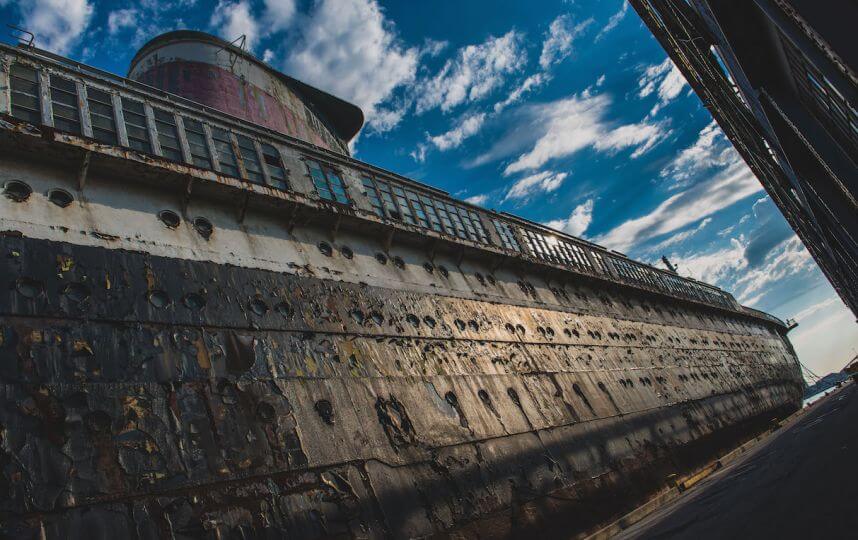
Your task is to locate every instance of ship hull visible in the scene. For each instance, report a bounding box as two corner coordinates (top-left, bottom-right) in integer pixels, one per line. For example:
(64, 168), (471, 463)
(0, 234), (802, 539)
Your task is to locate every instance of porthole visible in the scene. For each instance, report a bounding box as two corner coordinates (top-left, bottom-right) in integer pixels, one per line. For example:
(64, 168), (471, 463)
(444, 391), (458, 407)
(248, 297), (269, 316)
(406, 314), (420, 328)
(392, 256), (405, 269)
(486, 275), (497, 286)
(47, 188), (73, 208)
(3, 180), (32, 202)
(423, 262), (434, 274)
(340, 245), (354, 259)
(505, 323), (515, 334)
(15, 277), (43, 299)
(257, 402), (276, 423)
(423, 316), (436, 328)
(62, 282), (90, 303)
(455, 319), (466, 331)
(317, 241), (333, 257)
(275, 301), (294, 318)
(369, 311), (384, 325)
(158, 210), (181, 229)
(438, 265), (449, 278)
(193, 217), (213, 240)
(350, 309), (365, 324)
(375, 252), (388, 265)
(182, 292), (206, 311)
(314, 399), (335, 425)
(507, 387), (521, 405)
(478, 389), (491, 404)
(475, 273), (486, 286)
(147, 290), (171, 308)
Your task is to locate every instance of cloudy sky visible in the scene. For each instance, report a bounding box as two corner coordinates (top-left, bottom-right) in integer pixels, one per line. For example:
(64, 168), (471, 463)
(3, 0), (855, 377)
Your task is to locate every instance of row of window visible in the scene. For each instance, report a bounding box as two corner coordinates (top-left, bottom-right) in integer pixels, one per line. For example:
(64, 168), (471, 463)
(361, 175), (489, 244)
(8, 62), (736, 311)
(521, 229), (596, 274)
(9, 64), (288, 191)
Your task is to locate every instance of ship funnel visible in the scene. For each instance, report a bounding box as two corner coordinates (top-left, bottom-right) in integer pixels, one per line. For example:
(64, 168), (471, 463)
(128, 30), (363, 155)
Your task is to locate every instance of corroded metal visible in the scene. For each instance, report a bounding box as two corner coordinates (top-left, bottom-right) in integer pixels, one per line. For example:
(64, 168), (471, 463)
(0, 33), (804, 539)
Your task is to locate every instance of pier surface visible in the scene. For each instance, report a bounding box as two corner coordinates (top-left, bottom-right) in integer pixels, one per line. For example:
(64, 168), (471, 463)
(616, 382), (858, 539)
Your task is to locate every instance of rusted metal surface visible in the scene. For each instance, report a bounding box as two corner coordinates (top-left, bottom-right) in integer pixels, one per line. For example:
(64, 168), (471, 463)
(0, 233), (802, 538)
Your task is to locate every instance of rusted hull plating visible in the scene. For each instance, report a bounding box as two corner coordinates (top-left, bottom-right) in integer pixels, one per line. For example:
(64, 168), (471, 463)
(0, 235), (802, 538)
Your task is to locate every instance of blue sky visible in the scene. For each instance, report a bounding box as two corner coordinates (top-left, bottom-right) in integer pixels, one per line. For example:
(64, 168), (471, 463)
(3, 0), (855, 376)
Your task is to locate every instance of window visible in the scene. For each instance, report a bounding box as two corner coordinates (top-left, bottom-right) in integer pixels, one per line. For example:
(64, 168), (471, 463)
(153, 109), (182, 161)
(261, 143), (288, 190)
(182, 117), (212, 169)
(10, 64), (40, 124)
(362, 176), (407, 218)
(86, 87), (116, 144)
(468, 211), (489, 244)
(406, 191), (429, 228)
(435, 202), (455, 234)
(493, 219), (521, 252)
(391, 186), (414, 224)
(438, 203), (463, 239)
(236, 134), (264, 184)
(122, 97), (151, 152)
(210, 127), (239, 177)
(49, 75), (81, 134)
(306, 159), (349, 204)
(362, 176), (384, 217)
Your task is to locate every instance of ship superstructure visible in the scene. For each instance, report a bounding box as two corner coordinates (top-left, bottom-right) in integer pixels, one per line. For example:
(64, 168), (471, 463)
(0, 32), (802, 538)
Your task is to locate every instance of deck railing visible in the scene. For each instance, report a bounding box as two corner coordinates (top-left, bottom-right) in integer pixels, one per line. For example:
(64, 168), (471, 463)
(1, 43), (742, 313)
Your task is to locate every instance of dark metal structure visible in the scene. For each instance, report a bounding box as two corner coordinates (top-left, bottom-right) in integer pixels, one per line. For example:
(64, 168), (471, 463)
(630, 0), (858, 318)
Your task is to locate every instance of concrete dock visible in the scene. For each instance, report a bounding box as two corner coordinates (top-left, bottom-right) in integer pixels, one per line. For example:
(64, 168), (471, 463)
(616, 382), (858, 539)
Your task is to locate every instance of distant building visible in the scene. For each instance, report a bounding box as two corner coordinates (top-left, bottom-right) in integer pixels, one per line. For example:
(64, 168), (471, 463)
(631, 0), (858, 317)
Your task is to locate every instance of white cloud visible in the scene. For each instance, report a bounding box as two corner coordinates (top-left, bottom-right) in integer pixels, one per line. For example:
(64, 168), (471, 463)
(415, 30), (526, 113)
(669, 238), (746, 286)
(539, 15), (594, 70)
(544, 198), (594, 236)
(211, 0), (260, 51)
(262, 48), (275, 63)
(465, 194), (489, 206)
(733, 237), (814, 301)
(666, 236), (813, 305)
(648, 217), (712, 252)
(790, 301), (858, 375)
(595, 74), (606, 87)
(19, 0), (94, 54)
(503, 171), (568, 202)
(638, 57), (688, 115)
(284, 0), (418, 133)
(107, 8), (138, 35)
(494, 73), (549, 113)
(429, 113), (487, 151)
(421, 38), (448, 58)
(410, 143), (428, 164)
(661, 120), (736, 186)
(792, 297), (839, 322)
(263, 0), (296, 32)
(596, 2), (629, 41)
(501, 92), (669, 175)
(597, 160), (762, 252)
(593, 120), (669, 158)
